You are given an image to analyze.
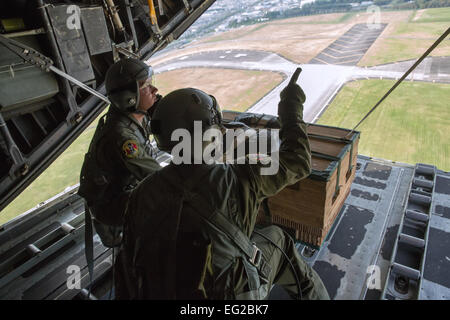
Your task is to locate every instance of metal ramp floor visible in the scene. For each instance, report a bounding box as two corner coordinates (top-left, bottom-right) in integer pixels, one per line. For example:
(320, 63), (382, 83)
(1, 155), (449, 300)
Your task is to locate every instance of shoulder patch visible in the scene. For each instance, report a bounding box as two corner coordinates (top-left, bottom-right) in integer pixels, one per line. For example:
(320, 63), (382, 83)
(122, 140), (139, 158)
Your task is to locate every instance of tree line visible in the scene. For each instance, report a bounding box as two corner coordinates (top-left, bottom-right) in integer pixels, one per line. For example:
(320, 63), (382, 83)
(263, 0), (450, 18)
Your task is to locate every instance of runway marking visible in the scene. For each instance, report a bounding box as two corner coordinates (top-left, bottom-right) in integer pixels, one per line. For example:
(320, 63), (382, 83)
(333, 59), (361, 65)
(234, 53), (247, 58)
(316, 52), (363, 64)
(309, 58), (325, 64)
(319, 51), (339, 59)
(310, 23), (387, 65)
(331, 53), (364, 60)
(326, 47), (367, 56)
(326, 47), (344, 54)
(334, 38), (355, 45)
(311, 56), (330, 65)
(329, 42), (352, 50)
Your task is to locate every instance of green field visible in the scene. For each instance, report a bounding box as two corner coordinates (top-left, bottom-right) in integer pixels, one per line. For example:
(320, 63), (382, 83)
(359, 8), (450, 66)
(411, 7), (450, 22)
(317, 80), (450, 170)
(0, 114), (104, 226)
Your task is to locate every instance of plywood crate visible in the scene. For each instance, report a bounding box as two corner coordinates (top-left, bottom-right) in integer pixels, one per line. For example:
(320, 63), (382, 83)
(222, 111), (360, 247)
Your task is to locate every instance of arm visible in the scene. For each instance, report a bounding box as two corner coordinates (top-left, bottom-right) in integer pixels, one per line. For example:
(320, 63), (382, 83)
(236, 68), (311, 199)
(116, 132), (162, 181)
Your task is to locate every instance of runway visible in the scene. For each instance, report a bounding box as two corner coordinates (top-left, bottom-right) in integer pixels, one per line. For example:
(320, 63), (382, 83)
(153, 49), (450, 123)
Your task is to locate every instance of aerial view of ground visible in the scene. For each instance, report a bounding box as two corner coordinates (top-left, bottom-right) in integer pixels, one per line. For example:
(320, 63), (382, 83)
(149, 10), (415, 65)
(148, 7), (449, 170)
(317, 80), (450, 171)
(154, 68), (284, 112)
(359, 7), (450, 66)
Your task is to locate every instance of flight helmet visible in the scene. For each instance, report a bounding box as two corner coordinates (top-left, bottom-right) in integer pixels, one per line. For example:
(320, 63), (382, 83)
(151, 88), (222, 152)
(105, 58), (154, 113)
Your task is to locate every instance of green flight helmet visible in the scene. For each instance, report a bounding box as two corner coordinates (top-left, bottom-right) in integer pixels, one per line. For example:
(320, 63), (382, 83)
(151, 88), (222, 152)
(105, 58), (154, 113)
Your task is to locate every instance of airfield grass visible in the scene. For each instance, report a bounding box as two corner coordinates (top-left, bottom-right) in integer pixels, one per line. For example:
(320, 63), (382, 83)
(154, 68), (284, 112)
(200, 12), (355, 44)
(317, 80), (450, 171)
(411, 7), (450, 22)
(359, 8), (450, 66)
(0, 116), (103, 226)
(0, 69), (282, 226)
(149, 10), (413, 66)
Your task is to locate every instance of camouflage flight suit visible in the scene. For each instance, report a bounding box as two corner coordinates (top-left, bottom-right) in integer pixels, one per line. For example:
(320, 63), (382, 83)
(78, 105), (161, 241)
(114, 83), (329, 300)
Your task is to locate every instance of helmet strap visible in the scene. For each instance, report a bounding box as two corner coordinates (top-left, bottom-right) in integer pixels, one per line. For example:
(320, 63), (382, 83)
(132, 110), (148, 116)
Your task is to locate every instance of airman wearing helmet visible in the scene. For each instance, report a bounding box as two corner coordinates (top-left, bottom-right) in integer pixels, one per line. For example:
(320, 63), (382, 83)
(114, 71), (329, 300)
(78, 58), (162, 247)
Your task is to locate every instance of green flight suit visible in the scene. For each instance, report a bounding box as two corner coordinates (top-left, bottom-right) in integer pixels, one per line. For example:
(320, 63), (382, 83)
(79, 105), (161, 228)
(114, 83), (329, 300)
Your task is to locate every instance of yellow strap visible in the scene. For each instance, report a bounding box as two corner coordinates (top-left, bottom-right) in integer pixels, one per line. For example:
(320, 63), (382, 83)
(147, 0), (158, 25)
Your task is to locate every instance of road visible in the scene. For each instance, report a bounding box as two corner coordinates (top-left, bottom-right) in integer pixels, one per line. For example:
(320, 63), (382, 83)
(153, 50), (450, 123)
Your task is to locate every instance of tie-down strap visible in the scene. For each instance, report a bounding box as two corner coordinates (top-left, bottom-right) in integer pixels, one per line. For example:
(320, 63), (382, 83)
(164, 165), (272, 279)
(206, 210), (272, 279)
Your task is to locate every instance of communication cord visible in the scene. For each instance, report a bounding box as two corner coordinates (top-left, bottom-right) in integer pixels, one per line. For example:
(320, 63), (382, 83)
(252, 229), (303, 300)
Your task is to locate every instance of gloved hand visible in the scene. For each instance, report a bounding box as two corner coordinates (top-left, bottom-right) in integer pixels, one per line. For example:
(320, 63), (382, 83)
(280, 68), (305, 103)
(278, 68), (306, 120)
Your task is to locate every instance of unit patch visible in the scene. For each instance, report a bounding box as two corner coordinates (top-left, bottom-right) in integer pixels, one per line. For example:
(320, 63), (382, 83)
(122, 140), (139, 158)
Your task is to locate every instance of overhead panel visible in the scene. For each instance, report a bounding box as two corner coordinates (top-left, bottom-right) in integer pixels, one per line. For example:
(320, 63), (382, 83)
(80, 7), (112, 56)
(47, 5), (95, 84)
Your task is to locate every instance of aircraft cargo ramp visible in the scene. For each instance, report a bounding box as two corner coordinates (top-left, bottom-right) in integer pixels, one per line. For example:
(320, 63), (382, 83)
(0, 155), (449, 300)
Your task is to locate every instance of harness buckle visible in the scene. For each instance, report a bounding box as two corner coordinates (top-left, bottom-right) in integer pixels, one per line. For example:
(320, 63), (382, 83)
(249, 244), (262, 267)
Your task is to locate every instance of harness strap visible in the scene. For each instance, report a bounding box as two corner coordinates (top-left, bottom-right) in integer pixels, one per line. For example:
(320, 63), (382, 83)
(84, 202), (94, 298)
(206, 210), (272, 278)
(87, 114), (107, 154)
(165, 165), (272, 279)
